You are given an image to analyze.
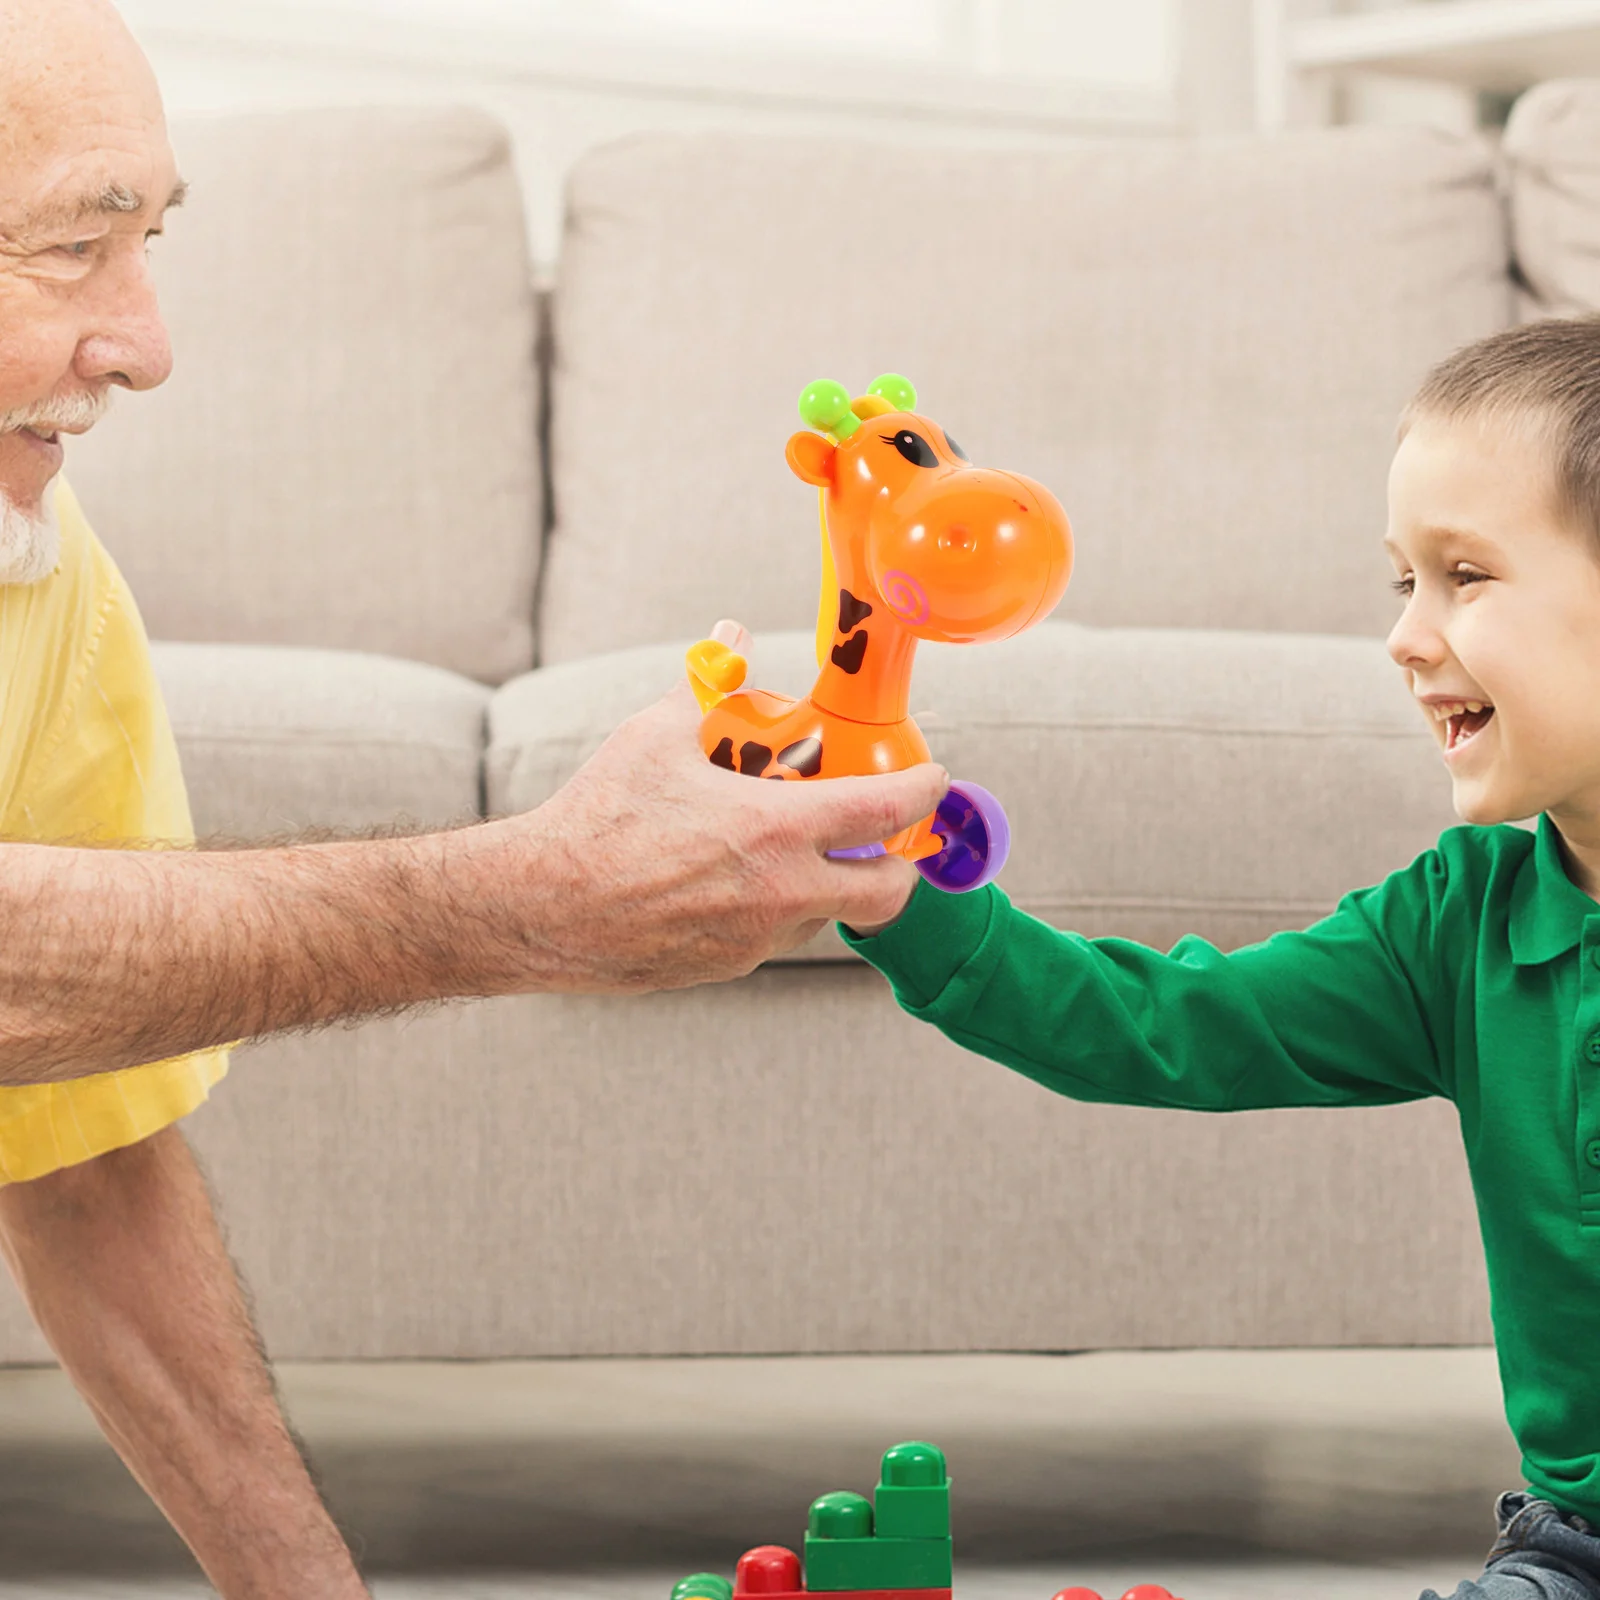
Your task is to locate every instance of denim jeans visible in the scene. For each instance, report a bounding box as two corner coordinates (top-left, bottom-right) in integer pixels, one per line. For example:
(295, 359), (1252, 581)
(1423, 1493), (1600, 1599)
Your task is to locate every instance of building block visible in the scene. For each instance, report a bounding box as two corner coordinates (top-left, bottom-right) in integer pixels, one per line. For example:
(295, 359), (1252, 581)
(673, 1576), (734, 1600)
(872, 1441), (950, 1540)
(803, 1534), (952, 1592)
(804, 1490), (952, 1592)
(1049, 1588), (1181, 1600)
(727, 1545), (950, 1600)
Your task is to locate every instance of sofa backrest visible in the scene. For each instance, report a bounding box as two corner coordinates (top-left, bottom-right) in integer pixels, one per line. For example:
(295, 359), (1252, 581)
(66, 108), (541, 685)
(1506, 80), (1600, 317)
(540, 126), (1510, 663)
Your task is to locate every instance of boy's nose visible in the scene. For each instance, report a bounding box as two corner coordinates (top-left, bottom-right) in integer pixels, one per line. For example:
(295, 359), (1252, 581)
(1386, 607), (1444, 670)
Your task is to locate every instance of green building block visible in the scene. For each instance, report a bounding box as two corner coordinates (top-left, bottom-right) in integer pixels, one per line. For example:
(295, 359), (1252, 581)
(874, 1441), (950, 1539)
(803, 1533), (953, 1592)
(670, 1575), (732, 1600)
(806, 1486), (951, 1591)
(810, 1489), (875, 1540)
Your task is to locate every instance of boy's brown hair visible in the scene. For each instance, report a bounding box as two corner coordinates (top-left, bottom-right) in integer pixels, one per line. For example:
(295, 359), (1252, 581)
(1402, 314), (1600, 555)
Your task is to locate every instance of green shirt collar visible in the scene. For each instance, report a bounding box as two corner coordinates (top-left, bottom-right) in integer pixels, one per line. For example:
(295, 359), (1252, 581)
(1511, 814), (1600, 966)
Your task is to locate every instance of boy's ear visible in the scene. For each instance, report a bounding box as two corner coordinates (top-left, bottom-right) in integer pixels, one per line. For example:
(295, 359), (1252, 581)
(786, 431), (836, 487)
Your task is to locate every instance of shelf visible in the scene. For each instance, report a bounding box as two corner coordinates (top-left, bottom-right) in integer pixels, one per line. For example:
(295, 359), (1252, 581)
(1289, 0), (1600, 91)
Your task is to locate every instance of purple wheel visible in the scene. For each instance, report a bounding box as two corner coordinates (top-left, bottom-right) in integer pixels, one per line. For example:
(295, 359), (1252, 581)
(916, 781), (1010, 894)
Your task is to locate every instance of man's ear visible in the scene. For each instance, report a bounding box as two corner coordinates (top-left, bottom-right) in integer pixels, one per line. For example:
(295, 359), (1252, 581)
(786, 431), (836, 487)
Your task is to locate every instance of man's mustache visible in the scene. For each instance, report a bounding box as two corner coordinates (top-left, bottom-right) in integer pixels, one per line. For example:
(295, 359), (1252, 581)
(0, 388), (113, 435)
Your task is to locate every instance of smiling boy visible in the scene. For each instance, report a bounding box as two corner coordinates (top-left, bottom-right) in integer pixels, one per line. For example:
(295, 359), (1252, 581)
(844, 315), (1600, 1600)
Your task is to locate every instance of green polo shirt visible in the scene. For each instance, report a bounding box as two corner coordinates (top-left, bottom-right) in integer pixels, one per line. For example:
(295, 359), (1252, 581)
(845, 816), (1600, 1521)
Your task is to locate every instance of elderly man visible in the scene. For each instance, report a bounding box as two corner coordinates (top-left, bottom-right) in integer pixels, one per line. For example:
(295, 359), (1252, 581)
(0, 1), (943, 1593)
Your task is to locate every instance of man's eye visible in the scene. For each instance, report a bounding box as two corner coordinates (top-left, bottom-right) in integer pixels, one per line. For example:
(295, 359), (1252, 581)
(55, 241), (93, 259)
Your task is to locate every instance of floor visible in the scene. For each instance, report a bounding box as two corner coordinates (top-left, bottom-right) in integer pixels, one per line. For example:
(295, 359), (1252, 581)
(0, 1348), (1520, 1599)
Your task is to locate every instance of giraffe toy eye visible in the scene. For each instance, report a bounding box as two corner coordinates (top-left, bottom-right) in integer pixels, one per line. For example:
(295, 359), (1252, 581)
(884, 429), (938, 468)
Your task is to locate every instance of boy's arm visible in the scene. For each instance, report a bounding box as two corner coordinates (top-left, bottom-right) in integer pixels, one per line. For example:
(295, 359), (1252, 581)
(843, 856), (1453, 1111)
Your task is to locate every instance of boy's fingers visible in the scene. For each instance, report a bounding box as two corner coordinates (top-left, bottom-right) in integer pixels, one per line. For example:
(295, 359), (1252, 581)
(711, 618), (754, 655)
(796, 763), (950, 853)
(817, 855), (922, 933)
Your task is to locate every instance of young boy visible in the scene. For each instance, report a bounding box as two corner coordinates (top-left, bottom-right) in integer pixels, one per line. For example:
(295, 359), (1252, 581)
(844, 314), (1600, 1600)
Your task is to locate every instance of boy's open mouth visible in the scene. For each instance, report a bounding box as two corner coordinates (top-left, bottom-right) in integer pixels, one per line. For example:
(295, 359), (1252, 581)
(1431, 699), (1495, 752)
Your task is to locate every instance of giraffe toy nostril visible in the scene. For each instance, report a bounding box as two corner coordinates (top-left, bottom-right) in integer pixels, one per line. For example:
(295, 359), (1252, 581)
(939, 524), (976, 554)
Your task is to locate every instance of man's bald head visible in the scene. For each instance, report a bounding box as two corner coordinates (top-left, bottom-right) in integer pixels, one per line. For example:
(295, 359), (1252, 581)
(0, 0), (177, 552)
(0, 0), (161, 136)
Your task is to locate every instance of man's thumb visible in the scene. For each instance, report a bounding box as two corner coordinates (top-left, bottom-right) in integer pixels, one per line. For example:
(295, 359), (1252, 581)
(806, 763), (950, 852)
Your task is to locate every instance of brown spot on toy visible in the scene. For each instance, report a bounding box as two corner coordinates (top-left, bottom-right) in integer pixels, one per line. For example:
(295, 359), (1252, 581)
(830, 631), (868, 674)
(710, 738), (736, 771)
(738, 741), (773, 777)
(777, 737), (823, 776)
(837, 588), (873, 633)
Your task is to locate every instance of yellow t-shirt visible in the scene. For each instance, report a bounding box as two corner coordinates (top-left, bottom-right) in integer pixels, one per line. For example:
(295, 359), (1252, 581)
(0, 478), (229, 1184)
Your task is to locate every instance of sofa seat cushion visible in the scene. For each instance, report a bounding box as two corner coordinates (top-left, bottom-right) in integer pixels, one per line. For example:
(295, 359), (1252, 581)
(487, 621), (1461, 959)
(152, 642), (489, 840)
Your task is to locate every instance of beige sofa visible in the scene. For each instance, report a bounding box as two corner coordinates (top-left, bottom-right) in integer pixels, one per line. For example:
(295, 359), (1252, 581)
(3, 83), (1597, 1364)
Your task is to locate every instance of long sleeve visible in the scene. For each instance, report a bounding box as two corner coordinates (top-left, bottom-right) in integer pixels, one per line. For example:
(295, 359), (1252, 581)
(842, 848), (1458, 1111)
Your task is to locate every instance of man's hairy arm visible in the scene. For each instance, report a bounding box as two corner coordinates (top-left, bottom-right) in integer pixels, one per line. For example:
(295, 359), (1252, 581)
(0, 684), (944, 1087)
(0, 828), (503, 1085)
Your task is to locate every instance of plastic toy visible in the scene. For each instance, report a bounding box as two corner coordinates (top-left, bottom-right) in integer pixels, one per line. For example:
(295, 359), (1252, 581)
(667, 1441), (1183, 1600)
(686, 374), (1072, 893)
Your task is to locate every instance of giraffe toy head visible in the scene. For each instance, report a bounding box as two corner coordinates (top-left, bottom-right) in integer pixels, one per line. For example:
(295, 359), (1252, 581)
(786, 374), (1072, 646)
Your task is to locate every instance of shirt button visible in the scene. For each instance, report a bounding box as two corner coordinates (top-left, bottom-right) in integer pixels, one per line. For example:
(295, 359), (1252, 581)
(1586, 1140), (1600, 1169)
(1586, 1035), (1600, 1065)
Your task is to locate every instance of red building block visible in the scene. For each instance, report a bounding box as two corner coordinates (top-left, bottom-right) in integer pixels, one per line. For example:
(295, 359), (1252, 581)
(1052, 1586), (1181, 1600)
(730, 1547), (950, 1600)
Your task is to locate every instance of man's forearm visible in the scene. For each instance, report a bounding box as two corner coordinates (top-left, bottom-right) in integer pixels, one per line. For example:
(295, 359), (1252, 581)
(0, 1128), (368, 1599)
(0, 827), (524, 1086)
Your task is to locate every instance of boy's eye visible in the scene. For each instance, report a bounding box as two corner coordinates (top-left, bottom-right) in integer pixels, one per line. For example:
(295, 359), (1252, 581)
(1451, 566), (1489, 586)
(1391, 576), (1414, 597)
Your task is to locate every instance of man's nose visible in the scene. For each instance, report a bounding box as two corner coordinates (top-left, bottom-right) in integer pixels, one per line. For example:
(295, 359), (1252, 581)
(74, 253), (174, 393)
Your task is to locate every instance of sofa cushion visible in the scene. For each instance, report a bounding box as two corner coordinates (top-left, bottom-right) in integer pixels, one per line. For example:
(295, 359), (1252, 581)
(152, 642), (489, 840)
(67, 108), (541, 685)
(1506, 80), (1600, 314)
(488, 622), (1461, 959)
(541, 127), (1508, 664)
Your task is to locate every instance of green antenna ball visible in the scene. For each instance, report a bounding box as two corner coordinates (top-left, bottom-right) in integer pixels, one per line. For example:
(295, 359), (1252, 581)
(671, 1577), (733, 1600)
(868, 373), (917, 411)
(809, 1489), (874, 1540)
(881, 1440), (947, 1487)
(798, 378), (859, 438)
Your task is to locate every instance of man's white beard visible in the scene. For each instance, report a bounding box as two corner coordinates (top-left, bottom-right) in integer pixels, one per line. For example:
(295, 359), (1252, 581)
(0, 481), (62, 585)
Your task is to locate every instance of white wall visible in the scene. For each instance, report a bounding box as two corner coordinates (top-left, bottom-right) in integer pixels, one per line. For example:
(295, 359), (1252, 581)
(120, 0), (1203, 276)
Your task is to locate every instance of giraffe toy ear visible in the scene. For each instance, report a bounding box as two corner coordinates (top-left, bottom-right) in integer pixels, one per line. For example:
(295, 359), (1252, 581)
(786, 430), (836, 487)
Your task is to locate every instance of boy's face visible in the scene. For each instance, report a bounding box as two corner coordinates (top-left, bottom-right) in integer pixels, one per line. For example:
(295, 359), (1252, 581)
(1386, 413), (1600, 833)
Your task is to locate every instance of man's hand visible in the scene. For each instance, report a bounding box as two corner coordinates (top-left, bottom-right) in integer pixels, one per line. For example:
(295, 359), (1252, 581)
(468, 646), (946, 992)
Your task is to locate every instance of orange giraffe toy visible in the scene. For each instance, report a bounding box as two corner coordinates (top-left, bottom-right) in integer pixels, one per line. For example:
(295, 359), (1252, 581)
(686, 374), (1072, 893)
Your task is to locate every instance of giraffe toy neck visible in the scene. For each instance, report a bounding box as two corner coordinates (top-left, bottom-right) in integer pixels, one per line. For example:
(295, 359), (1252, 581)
(809, 494), (918, 727)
